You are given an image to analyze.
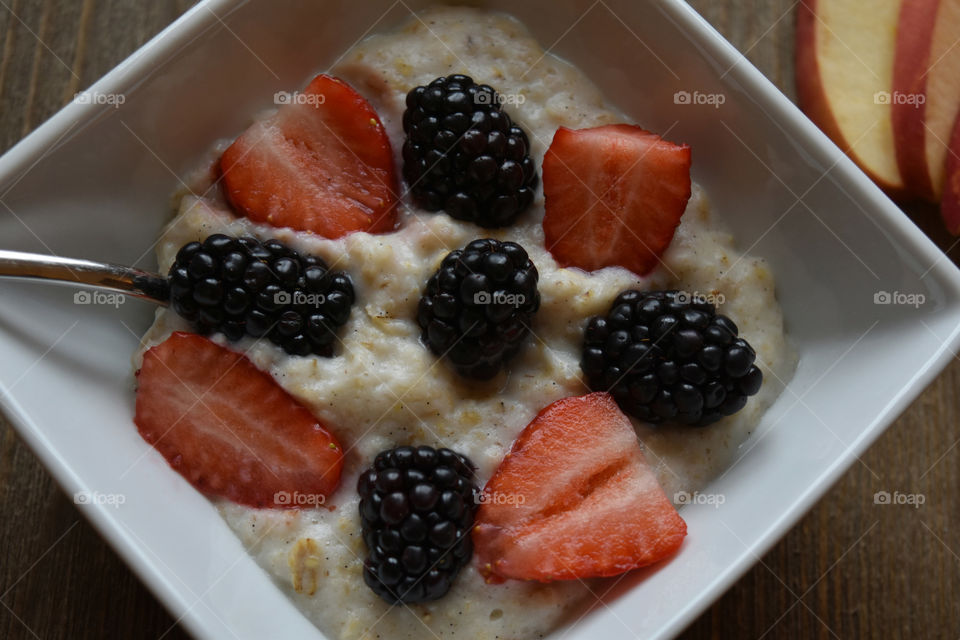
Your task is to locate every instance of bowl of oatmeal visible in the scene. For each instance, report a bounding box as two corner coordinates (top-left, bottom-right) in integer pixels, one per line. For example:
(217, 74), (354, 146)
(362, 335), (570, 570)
(0, 1), (958, 639)
(132, 7), (796, 638)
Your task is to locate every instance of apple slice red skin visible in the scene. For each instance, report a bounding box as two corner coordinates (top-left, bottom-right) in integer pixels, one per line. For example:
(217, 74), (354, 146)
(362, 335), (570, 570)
(795, 0), (912, 200)
(892, 0), (940, 202)
(940, 114), (960, 234)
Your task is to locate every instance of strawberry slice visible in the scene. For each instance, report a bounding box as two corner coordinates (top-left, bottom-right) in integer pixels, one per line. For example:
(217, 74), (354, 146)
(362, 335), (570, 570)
(473, 392), (686, 582)
(134, 332), (343, 508)
(220, 74), (399, 239)
(542, 124), (692, 276)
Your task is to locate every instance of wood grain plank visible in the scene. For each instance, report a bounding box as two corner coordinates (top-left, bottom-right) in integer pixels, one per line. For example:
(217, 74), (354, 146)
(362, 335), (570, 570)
(0, 1), (957, 639)
(0, 4), (194, 639)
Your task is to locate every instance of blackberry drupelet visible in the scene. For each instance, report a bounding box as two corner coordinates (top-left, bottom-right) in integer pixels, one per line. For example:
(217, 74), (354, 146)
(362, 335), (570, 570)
(167, 234), (354, 357)
(402, 74), (538, 227)
(358, 446), (478, 605)
(417, 238), (540, 379)
(581, 290), (763, 426)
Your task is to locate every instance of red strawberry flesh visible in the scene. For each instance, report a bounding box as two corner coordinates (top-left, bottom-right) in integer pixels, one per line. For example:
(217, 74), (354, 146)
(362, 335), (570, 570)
(542, 124), (691, 276)
(134, 332), (343, 508)
(220, 74), (399, 239)
(473, 392), (686, 582)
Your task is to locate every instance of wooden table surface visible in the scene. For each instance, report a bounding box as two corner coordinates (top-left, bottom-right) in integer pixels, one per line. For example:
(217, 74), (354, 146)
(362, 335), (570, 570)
(1, 1), (958, 638)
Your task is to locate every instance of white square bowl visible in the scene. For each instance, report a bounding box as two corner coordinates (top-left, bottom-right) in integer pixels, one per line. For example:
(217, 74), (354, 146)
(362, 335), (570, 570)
(2, 1), (959, 638)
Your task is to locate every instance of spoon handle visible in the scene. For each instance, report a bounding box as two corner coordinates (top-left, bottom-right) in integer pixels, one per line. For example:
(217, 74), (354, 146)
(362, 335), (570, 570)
(0, 249), (169, 305)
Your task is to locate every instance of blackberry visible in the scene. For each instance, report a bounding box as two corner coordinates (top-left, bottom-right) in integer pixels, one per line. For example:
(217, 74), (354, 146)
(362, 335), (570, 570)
(167, 234), (355, 357)
(417, 238), (540, 379)
(402, 74), (538, 227)
(358, 446), (478, 604)
(581, 290), (763, 426)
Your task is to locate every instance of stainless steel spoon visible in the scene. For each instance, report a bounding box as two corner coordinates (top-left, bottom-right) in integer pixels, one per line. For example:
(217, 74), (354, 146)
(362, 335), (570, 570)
(0, 249), (169, 304)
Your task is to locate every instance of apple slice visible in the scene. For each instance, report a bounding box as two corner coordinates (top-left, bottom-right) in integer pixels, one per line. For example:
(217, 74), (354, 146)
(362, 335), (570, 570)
(796, 0), (908, 196)
(893, 0), (960, 201)
(939, 114), (960, 234)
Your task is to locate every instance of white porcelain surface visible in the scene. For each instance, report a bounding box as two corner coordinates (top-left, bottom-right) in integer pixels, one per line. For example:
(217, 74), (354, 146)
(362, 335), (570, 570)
(1, 1), (959, 638)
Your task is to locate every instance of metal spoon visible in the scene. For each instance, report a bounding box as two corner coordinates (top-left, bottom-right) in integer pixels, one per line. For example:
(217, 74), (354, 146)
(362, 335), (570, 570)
(0, 249), (169, 304)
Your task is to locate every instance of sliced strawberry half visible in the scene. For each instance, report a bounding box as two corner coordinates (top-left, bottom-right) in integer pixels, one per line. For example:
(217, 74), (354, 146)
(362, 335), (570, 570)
(134, 332), (343, 508)
(473, 392), (686, 582)
(542, 124), (692, 276)
(220, 74), (399, 239)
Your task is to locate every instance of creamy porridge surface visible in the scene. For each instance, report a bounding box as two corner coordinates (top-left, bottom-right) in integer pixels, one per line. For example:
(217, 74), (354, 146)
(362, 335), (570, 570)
(136, 6), (796, 639)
